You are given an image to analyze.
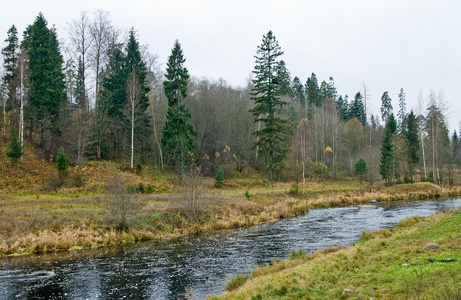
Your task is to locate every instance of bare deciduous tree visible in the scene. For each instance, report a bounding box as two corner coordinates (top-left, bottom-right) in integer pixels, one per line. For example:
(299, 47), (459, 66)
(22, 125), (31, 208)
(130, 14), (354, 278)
(125, 71), (141, 169)
(106, 175), (144, 231)
(178, 168), (208, 220)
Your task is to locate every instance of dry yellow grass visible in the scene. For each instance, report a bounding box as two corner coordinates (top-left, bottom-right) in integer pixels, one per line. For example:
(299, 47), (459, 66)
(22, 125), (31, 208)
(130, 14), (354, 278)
(0, 143), (460, 257)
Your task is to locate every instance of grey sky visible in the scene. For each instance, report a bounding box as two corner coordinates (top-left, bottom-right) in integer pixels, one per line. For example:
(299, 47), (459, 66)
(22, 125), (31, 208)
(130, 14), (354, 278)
(1, 0), (460, 130)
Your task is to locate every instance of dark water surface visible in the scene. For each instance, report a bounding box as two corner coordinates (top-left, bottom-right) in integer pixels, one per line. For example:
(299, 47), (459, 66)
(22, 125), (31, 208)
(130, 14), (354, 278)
(1, 198), (460, 299)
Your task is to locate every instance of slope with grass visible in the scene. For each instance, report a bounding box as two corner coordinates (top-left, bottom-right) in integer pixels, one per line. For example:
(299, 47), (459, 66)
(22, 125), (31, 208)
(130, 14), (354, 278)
(1, 140), (461, 257)
(214, 209), (461, 299)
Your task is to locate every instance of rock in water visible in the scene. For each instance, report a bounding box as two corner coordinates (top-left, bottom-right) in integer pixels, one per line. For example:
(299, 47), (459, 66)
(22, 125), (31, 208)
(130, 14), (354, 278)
(358, 204), (377, 209)
(342, 289), (354, 295)
(422, 243), (440, 250)
(369, 200), (378, 203)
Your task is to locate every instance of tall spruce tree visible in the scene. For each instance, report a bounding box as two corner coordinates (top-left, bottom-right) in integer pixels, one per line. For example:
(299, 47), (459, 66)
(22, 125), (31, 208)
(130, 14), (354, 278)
(306, 73), (319, 107)
(2, 25), (19, 115)
(380, 113), (397, 185)
(350, 92), (366, 125)
(161, 40), (195, 175)
(405, 110), (419, 182)
(250, 30), (292, 181)
(336, 95), (349, 121)
(380, 91), (393, 124)
(100, 42), (127, 159)
(276, 60), (292, 97)
(23, 13), (66, 150)
(124, 28), (151, 163)
(291, 76), (305, 106)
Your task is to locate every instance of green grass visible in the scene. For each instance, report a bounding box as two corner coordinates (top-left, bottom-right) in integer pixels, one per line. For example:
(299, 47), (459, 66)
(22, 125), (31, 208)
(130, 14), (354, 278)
(213, 209), (461, 299)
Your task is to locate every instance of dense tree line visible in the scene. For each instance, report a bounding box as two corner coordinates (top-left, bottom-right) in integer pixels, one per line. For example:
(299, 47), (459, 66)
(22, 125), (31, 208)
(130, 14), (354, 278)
(1, 12), (460, 185)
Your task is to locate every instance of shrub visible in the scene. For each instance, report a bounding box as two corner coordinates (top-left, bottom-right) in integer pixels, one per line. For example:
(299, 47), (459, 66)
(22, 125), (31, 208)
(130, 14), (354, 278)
(244, 189), (251, 199)
(288, 182), (300, 196)
(136, 163), (142, 174)
(105, 176), (145, 231)
(178, 168), (208, 220)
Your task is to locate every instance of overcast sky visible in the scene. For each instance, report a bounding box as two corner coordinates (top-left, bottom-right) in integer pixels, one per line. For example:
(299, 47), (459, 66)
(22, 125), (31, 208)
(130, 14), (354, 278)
(1, 0), (460, 130)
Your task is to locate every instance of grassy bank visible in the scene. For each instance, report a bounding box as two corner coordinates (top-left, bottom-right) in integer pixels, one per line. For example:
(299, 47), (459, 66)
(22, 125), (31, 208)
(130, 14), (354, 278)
(1, 152), (461, 257)
(214, 208), (461, 299)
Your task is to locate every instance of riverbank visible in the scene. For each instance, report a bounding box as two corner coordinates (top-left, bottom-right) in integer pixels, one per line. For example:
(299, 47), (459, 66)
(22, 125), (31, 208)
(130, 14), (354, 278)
(213, 207), (461, 300)
(1, 179), (460, 257)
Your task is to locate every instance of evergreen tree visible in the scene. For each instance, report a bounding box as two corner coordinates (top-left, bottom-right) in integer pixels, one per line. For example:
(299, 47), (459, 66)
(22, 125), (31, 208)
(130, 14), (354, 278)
(276, 60), (292, 97)
(380, 114), (397, 185)
(102, 45), (127, 119)
(291, 76), (305, 106)
(124, 28), (151, 163)
(397, 88), (406, 133)
(350, 92), (366, 125)
(56, 147), (69, 183)
(336, 95), (349, 121)
(75, 56), (86, 107)
(404, 110), (419, 182)
(2, 25), (19, 113)
(56, 147), (69, 171)
(6, 131), (23, 167)
(161, 40), (196, 175)
(450, 130), (459, 184)
(214, 166), (225, 188)
(327, 77), (337, 100)
(380, 91), (393, 124)
(306, 73), (319, 107)
(23, 13), (66, 150)
(355, 158), (367, 186)
(319, 80), (329, 103)
(250, 31), (292, 181)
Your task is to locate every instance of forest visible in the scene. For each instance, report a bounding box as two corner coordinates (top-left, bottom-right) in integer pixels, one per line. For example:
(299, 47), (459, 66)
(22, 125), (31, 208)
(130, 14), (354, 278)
(1, 11), (459, 186)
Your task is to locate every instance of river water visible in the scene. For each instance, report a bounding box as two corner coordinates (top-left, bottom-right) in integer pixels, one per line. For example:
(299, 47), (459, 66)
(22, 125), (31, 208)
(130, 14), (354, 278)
(1, 198), (460, 299)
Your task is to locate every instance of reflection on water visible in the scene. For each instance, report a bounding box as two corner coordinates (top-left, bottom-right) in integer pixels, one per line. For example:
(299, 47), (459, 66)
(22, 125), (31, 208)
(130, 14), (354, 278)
(1, 198), (460, 299)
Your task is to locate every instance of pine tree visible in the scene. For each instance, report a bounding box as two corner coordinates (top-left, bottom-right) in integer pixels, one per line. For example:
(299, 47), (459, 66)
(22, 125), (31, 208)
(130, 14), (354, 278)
(397, 88), (406, 133)
(380, 114), (397, 185)
(380, 91), (393, 124)
(250, 30), (292, 181)
(405, 110), (419, 183)
(161, 40), (196, 175)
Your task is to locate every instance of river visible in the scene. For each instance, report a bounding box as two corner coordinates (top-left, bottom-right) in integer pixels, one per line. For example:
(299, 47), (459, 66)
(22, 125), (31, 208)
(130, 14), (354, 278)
(1, 198), (460, 299)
